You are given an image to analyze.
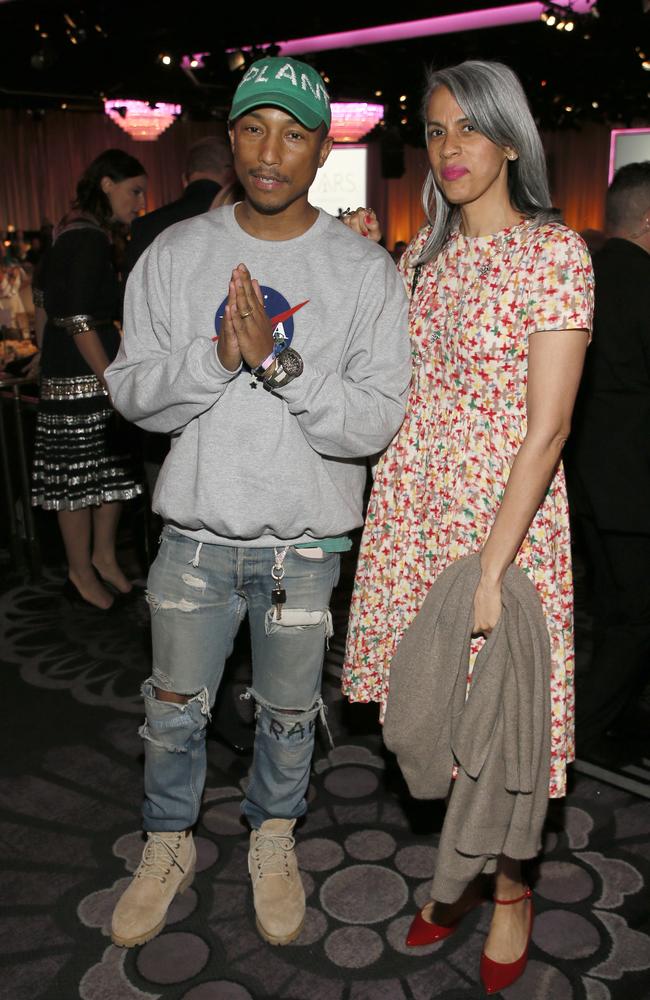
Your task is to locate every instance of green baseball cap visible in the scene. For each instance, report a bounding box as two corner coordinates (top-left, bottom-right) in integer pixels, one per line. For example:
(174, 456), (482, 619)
(229, 57), (331, 131)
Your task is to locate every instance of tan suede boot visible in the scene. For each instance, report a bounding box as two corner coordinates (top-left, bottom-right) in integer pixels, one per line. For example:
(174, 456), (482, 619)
(248, 818), (305, 945)
(111, 830), (196, 948)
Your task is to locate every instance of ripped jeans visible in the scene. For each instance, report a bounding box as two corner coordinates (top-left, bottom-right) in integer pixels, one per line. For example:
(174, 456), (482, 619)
(141, 526), (340, 832)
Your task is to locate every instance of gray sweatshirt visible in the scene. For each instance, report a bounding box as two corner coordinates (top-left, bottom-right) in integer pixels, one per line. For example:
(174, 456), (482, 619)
(106, 206), (411, 546)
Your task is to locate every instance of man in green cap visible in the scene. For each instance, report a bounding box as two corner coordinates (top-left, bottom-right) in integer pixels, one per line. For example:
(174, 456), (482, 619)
(106, 56), (410, 950)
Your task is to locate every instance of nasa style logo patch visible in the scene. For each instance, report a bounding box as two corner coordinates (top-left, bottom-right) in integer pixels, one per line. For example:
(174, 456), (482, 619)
(213, 286), (308, 363)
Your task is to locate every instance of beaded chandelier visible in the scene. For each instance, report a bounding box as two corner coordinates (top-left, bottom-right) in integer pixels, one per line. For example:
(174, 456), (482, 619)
(329, 102), (384, 143)
(104, 99), (181, 141)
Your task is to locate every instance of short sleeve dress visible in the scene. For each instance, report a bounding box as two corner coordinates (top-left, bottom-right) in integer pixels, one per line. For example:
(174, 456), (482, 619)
(31, 217), (143, 511)
(341, 220), (594, 798)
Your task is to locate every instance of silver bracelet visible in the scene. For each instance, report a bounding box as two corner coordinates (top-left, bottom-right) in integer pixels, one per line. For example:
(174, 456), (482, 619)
(52, 314), (96, 336)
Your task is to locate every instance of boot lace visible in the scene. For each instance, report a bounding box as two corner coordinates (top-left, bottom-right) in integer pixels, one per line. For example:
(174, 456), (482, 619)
(135, 833), (186, 883)
(252, 830), (295, 879)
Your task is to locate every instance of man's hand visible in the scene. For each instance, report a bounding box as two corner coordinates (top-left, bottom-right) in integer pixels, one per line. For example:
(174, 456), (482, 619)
(217, 279), (243, 372)
(229, 263), (275, 369)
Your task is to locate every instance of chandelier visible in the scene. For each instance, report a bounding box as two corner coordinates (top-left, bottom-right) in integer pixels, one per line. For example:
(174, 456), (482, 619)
(104, 99), (181, 141)
(329, 102), (384, 143)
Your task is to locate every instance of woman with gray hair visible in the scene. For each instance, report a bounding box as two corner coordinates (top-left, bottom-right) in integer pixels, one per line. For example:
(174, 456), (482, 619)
(342, 61), (594, 992)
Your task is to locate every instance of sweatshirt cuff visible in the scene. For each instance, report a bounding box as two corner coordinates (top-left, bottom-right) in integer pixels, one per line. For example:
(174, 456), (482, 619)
(270, 362), (319, 406)
(200, 342), (243, 382)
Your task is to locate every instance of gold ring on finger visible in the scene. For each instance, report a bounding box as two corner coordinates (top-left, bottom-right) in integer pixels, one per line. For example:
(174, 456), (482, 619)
(240, 309), (253, 318)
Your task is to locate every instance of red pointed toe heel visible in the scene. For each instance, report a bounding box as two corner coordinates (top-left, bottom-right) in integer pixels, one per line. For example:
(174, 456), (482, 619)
(480, 887), (534, 995)
(406, 905), (458, 946)
(406, 896), (482, 947)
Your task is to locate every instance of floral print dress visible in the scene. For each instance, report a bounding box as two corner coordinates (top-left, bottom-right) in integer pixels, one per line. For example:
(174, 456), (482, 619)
(342, 221), (594, 798)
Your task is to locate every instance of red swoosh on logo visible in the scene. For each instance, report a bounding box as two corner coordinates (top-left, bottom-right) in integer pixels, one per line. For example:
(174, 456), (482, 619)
(270, 300), (309, 325)
(212, 299), (309, 341)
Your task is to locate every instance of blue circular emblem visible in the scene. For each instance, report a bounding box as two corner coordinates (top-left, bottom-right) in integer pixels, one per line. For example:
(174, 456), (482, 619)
(214, 285), (296, 350)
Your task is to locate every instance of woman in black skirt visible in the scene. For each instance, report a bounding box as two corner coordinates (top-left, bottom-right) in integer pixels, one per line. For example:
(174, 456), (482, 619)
(32, 149), (147, 609)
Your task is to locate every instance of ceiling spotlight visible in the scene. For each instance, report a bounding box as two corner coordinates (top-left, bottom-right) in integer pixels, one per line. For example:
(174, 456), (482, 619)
(542, 3), (589, 32)
(181, 52), (208, 70)
(642, 60), (650, 71)
(159, 53), (172, 66)
(592, 100), (599, 108)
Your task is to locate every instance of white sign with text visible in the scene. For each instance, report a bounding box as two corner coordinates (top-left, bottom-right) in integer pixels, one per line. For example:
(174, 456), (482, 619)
(309, 146), (367, 218)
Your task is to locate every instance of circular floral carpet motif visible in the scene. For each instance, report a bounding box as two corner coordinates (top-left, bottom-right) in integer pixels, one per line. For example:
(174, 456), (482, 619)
(2, 571), (650, 999)
(70, 744), (650, 1000)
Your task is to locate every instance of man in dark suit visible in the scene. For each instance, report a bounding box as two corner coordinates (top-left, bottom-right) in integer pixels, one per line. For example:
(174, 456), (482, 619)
(568, 161), (650, 751)
(126, 135), (234, 273)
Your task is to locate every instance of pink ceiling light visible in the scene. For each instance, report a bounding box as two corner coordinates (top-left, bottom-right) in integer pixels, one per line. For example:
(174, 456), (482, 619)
(104, 99), (181, 141)
(228, 2), (597, 55)
(330, 102), (384, 142)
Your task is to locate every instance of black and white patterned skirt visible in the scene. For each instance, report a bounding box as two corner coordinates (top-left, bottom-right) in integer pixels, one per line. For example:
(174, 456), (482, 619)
(31, 375), (144, 511)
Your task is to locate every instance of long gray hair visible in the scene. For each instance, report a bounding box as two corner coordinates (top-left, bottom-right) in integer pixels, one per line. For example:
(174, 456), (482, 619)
(417, 60), (560, 264)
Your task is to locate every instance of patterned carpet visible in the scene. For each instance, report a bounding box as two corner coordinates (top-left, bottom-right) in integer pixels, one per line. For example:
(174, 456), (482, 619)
(2, 558), (650, 1000)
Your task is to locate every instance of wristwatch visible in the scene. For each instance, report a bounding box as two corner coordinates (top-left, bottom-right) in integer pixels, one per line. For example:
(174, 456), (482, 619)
(263, 347), (304, 391)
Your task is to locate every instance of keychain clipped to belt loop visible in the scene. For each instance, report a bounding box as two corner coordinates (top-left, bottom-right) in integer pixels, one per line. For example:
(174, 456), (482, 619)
(271, 546), (288, 620)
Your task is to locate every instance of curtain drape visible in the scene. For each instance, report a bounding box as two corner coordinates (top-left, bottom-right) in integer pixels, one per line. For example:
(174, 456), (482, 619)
(1, 108), (610, 238)
(0, 109), (229, 230)
(367, 126), (611, 250)
(543, 124), (610, 233)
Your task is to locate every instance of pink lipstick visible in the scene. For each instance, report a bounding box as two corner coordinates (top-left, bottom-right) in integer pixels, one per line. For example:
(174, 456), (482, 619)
(441, 166), (468, 181)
